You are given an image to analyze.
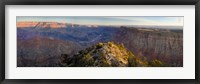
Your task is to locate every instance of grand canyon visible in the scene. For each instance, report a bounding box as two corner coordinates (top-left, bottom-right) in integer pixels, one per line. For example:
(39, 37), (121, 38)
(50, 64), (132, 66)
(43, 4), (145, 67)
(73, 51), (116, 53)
(17, 21), (183, 67)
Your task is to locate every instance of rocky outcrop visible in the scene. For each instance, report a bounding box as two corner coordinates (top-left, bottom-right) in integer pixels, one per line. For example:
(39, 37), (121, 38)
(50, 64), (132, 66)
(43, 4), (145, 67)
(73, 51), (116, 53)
(60, 42), (130, 67)
(60, 42), (166, 67)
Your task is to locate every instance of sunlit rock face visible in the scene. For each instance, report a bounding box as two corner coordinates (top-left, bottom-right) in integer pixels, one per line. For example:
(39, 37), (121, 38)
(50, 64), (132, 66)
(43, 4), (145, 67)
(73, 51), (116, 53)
(17, 22), (68, 28)
(114, 28), (183, 66)
(59, 42), (168, 67)
(17, 22), (39, 28)
(60, 42), (139, 67)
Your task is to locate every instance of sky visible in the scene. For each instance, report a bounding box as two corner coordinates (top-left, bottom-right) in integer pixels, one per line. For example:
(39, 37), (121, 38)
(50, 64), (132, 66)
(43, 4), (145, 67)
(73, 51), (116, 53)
(17, 16), (183, 26)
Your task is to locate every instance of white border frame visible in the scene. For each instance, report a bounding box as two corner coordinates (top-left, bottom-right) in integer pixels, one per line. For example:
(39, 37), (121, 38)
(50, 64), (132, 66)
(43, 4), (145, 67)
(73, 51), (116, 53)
(5, 5), (195, 79)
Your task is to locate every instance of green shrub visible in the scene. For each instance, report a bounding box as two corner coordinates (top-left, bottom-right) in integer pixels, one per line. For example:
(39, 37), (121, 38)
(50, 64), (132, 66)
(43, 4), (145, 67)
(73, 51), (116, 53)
(101, 60), (110, 67)
(128, 56), (137, 67)
(96, 43), (104, 49)
(149, 59), (166, 67)
(78, 54), (94, 67)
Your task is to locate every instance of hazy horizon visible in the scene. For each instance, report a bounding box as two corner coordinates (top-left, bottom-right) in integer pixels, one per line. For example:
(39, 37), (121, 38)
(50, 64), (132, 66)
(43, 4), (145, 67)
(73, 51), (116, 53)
(17, 16), (184, 26)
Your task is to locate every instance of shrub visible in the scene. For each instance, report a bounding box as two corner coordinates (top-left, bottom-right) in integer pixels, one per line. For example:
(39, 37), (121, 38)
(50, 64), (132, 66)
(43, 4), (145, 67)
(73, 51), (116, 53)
(59, 54), (69, 66)
(78, 54), (94, 67)
(149, 59), (166, 67)
(96, 43), (104, 49)
(101, 60), (110, 67)
(128, 55), (137, 67)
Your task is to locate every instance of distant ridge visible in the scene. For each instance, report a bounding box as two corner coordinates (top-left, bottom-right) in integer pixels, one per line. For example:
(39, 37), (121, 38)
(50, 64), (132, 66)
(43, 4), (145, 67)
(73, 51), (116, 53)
(17, 22), (69, 28)
(17, 21), (99, 28)
(17, 21), (182, 29)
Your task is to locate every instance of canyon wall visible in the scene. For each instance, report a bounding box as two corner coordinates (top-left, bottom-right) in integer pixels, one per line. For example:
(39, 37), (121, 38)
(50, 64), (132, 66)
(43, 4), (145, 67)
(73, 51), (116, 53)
(114, 28), (183, 66)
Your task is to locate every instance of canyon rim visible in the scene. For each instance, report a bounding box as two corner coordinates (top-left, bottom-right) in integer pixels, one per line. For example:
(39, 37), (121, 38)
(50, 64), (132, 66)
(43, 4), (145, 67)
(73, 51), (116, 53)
(17, 16), (183, 67)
